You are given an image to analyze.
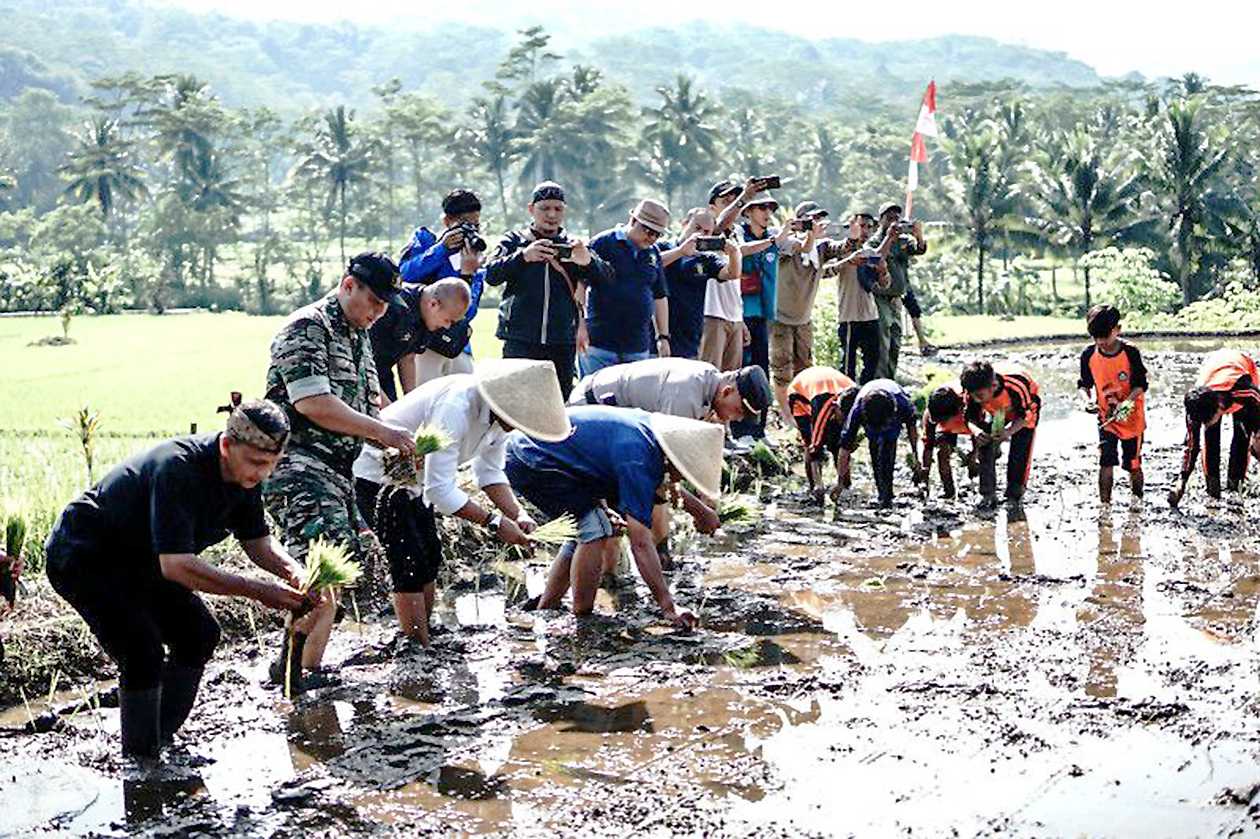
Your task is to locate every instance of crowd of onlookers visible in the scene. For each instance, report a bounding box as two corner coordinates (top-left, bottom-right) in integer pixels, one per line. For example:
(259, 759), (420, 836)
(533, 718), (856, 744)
(374, 178), (933, 444)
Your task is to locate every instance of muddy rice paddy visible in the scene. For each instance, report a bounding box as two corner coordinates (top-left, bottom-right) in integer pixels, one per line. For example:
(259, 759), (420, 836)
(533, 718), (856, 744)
(2, 340), (1258, 837)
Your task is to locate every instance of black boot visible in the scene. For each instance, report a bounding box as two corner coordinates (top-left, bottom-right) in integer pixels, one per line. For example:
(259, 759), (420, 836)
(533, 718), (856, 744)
(159, 665), (203, 744)
(269, 631), (307, 697)
(119, 686), (162, 758)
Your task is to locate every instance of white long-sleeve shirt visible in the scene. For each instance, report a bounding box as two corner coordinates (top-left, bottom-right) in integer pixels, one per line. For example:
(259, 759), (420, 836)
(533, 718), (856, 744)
(351, 374), (509, 515)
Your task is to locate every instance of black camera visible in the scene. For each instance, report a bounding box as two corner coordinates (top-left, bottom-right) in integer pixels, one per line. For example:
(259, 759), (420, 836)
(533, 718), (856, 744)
(454, 222), (487, 253)
(895, 220), (915, 233)
(754, 175), (781, 191)
(550, 240), (574, 260)
(695, 235), (726, 252)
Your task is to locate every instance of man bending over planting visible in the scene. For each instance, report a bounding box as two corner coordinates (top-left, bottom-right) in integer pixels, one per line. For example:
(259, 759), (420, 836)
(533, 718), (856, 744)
(835, 379), (922, 508)
(44, 401), (323, 759)
(1169, 349), (1260, 506)
(568, 357), (770, 567)
(786, 365), (858, 504)
(505, 406), (725, 628)
(352, 360), (572, 645)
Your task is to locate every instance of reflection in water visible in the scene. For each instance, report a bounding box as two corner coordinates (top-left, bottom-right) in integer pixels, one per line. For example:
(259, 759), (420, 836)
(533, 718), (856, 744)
(1078, 510), (1145, 698)
(123, 774), (206, 826)
(534, 699), (653, 733)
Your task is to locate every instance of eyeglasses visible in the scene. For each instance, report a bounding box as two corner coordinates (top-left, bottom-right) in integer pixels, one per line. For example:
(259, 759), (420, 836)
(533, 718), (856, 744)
(636, 222), (662, 240)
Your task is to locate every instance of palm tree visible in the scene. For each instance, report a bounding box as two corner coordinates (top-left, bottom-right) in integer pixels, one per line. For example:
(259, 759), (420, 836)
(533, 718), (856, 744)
(941, 121), (1021, 312)
(390, 93), (453, 224)
(293, 106), (374, 266)
(60, 118), (147, 219)
(639, 76), (721, 207)
(1024, 129), (1161, 309)
(513, 78), (572, 187)
(1147, 97), (1238, 304)
(803, 121), (845, 202)
(462, 95), (518, 221)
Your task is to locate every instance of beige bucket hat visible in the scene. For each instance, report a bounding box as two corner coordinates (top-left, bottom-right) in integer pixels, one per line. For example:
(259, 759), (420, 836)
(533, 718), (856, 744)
(476, 359), (572, 442)
(649, 413), (724, 499)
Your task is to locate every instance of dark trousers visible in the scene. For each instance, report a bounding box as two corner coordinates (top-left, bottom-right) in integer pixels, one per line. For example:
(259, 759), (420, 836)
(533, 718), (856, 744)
(732, 316), (770, 439)
(903, 286), (923, 320)
(46, 545), (220, 691)
(978, 426), (1036, 501)
(1203, 416), (1253, 495)
(839, 320), (881, 384)
(502, 339), (577, 401)
(869, 435), (898, 503)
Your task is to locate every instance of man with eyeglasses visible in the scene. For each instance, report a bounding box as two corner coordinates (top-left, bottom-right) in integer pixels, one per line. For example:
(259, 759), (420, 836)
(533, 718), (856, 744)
(580, 199), (672, 377)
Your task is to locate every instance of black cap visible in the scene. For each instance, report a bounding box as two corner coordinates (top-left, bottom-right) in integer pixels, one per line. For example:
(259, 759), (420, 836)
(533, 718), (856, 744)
(735, 366), (772, 414)
(347, 252), (405, 308)
(531, 181), (566, 204)
(708, 180), (739, 204)
(878, 202), (903, 219)
(442, 188), (481, 217)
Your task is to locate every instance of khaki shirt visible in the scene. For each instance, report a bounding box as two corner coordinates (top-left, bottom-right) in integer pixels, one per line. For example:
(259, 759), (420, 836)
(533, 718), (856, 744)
(569, 358), (721, 421)
(266, 294), (381, 476)
(775, 238), (847, 326)
(834, 238), (878, 323)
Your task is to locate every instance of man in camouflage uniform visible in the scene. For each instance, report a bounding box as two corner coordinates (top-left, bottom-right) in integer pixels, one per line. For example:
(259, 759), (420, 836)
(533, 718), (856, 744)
(264, 252), (418, 688)
(869, 203), (928, 380)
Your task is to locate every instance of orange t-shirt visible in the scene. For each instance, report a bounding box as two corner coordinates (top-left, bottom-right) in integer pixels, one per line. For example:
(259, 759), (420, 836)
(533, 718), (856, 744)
(1079, 341), (1147, 439)
(1197, 350), (1260, 415)
(788, 366), (856, 418)
(923, 381), (971, 437)
(965, 364), (1040, 430)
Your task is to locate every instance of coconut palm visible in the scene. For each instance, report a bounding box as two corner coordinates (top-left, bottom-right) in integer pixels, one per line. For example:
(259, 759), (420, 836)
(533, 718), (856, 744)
(1024, 129), (1161, 309)
(60, 118), (148, 219)
(293, 105), (374, 266)
(461, 95), (518, 221)
(639, 76), (721, 207)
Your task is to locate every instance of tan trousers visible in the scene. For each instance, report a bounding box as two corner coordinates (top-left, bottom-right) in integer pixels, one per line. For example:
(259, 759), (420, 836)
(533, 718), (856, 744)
(415, 349), (475, 385)
(699, 316), (744, 371)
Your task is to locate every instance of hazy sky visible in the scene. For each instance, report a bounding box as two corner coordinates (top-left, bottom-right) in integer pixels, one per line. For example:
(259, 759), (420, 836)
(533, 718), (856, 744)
(150, 0), (1260, 88)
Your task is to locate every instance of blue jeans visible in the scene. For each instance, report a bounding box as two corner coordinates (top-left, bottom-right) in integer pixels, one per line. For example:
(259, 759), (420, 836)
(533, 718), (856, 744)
(578, 345), (650, 377)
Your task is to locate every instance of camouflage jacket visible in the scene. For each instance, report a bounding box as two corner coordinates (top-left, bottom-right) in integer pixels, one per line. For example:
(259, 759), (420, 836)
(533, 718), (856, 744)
(867, 230), (927, 299)
(266, 294), (381, 476)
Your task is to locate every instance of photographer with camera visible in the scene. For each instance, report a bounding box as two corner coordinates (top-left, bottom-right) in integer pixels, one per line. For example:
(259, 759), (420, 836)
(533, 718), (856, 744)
(707, 176), (777, 234)
(483, 181), (612, 400)
(581, 199), (673, 376)
(869, 202), (928, 380)
(835, 212), (894, 384)
(658, 208), (741, 360)
(398, 189), (488, 386)
(770, 201), (850, 421)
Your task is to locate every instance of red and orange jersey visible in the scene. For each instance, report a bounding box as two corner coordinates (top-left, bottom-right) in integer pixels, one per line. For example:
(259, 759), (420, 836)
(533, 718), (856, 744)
(788, 366), (855, 419)
(1079, 340), (1148, 439)
(1196, 349), (1260, 415)
(965, 364), (1041, 430)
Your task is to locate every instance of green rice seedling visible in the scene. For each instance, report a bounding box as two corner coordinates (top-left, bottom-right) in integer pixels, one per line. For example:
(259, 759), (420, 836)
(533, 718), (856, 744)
(989, 408), (1007, 440)
(717, 498), (754, 524)
(2, 512), (24, 605)
(748, 441), (785, 474)
(529, 514), (579, 546)
(302, 537), (362, 593)
(413, 425), (454, 457)
(1110, 401), (1135, 423)
(58, 405), (103, 485)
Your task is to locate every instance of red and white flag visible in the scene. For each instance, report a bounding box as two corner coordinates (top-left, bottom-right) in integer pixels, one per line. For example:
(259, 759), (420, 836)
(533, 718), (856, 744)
(905, 80), (937, 216)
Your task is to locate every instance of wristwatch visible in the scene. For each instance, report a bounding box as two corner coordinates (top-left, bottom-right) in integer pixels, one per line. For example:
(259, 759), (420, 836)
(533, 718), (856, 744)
(487, 512), (503, 531)
(656, 335), (671, 343)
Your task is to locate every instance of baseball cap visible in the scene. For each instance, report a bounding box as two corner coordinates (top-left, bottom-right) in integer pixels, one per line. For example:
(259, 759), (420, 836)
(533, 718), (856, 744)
(708, 180), (740, 204)
(347, 252), (405, 308)
(631, 198), (671, 234)
(878, 202), (904, 219)
(735, 365), (772, 415)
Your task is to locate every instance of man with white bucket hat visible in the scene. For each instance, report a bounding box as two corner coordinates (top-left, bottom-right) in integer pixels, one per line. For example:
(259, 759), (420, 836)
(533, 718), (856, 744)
(352, 359), (572, 644)
(504, 405), (724, 628)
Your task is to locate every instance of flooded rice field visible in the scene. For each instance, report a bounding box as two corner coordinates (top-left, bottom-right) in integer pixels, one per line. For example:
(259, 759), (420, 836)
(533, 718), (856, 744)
(2, 340), (1258, 837)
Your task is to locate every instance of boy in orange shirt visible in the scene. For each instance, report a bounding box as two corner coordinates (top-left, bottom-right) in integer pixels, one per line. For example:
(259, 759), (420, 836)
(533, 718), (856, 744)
(920, 381), (974, 500)
(960, 360), (1041, 509)
(787, 366), (858, 503)
(1076, 306), (1148, 503)
(1169, 348), (1260, 506)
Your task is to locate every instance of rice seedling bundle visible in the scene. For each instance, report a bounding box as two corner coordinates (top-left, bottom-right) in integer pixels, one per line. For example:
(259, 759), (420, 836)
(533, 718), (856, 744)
(302, 536), (362, 594)
(989, 408), (1007, 440)
(717, 498), (754, 524)
(413, 425), (453, 457)
(529, 514), (579, 546)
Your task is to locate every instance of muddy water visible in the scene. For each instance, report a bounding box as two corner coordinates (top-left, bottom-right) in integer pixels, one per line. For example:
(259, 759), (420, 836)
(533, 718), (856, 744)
(2, 341), (1259, 837)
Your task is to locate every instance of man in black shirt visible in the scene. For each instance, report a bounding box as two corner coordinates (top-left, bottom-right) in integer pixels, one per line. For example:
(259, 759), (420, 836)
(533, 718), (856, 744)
(44, 401), (317, 759)
(369, 278), (470, 403)
(659, 208), (741, 359)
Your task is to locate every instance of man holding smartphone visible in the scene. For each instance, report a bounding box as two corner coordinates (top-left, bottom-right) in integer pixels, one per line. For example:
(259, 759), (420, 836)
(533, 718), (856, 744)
(659, 208), (742, 359)
(869, 203), (928, 379)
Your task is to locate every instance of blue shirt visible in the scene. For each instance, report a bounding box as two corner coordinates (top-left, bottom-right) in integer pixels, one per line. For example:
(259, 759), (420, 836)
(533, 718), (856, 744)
(399, 226), (486, 356)
(505, 405), (665, 525)
(661, 240), (725, 359)
(587, 227), (668, 354)
(839, 379), (916, 450)
(739, 222), (778, 320)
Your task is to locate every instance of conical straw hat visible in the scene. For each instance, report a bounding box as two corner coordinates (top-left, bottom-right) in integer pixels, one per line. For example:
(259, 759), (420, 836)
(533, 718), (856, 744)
(649, 413), (724, 499)
(476, 359), (572, 442)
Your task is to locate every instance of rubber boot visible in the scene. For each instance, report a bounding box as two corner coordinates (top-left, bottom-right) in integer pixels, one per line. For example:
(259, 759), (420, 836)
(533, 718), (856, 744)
(269, 631), (307, 697)
(159, 665), (203, 744)
(119, 686), (162, 758)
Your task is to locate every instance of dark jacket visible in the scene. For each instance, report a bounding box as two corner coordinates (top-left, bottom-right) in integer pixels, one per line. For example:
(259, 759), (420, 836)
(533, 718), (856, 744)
(484, 228), (613, 346)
